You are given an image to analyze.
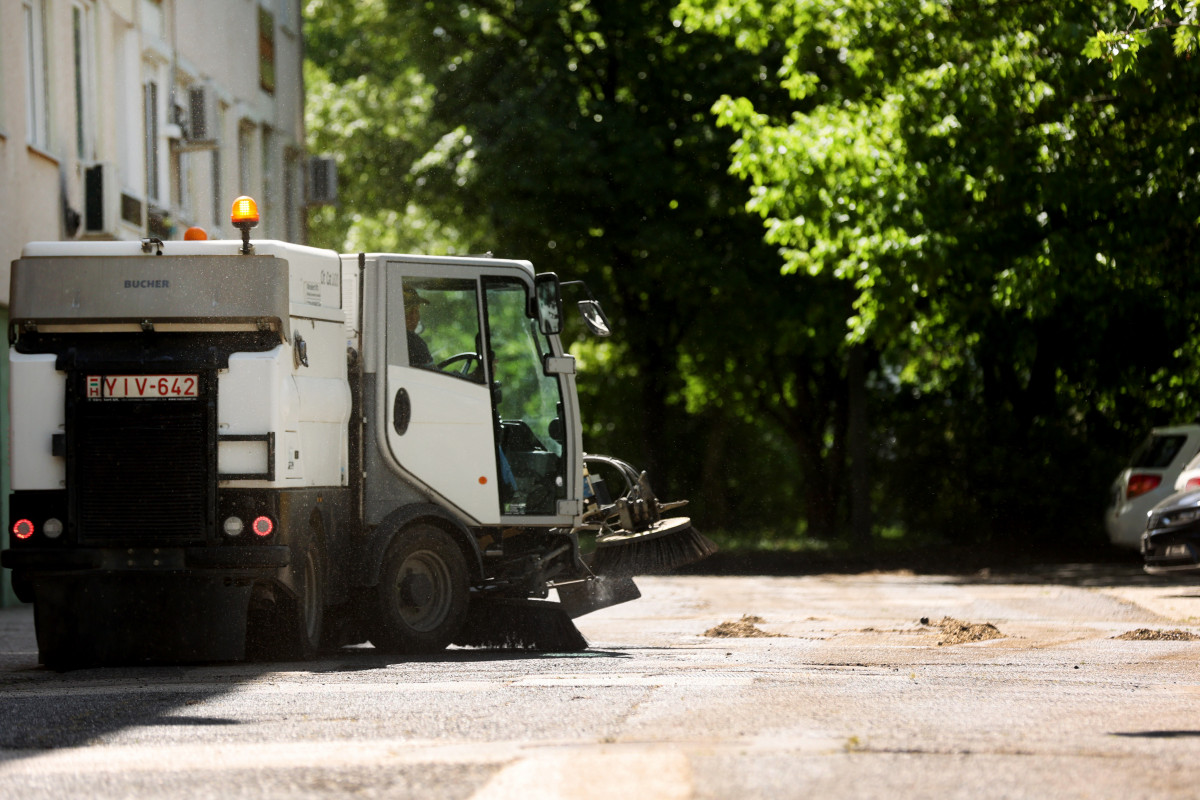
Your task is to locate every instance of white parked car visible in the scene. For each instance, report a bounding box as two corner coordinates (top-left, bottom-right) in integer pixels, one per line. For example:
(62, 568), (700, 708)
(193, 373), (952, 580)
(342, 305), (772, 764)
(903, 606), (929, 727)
(1171, 452), (1200, 494)
(1106, 425), (1200, 549)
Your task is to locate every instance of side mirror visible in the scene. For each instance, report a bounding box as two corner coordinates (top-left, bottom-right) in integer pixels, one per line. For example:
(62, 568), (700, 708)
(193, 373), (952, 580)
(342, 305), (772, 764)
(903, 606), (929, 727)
(560, 279), (614, 337)
(578, 300), (611, 337)
(534, 273), (564, 335)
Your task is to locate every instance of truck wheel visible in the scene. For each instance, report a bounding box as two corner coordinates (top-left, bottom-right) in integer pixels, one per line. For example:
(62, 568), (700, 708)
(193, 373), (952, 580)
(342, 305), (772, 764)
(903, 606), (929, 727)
(371, 524), (469, 654)
(291, 533), (326, 658)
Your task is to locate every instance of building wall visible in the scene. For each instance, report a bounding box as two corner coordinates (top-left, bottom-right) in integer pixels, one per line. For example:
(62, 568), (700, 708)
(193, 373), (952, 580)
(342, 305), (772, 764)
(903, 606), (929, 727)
(0, 0), (307, 607)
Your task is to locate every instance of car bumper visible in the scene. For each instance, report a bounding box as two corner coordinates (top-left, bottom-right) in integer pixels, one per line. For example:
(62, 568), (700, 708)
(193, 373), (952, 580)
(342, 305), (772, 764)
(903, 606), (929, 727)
(1142, 528), (1200, 574)
(1106, 497), (1164, 549)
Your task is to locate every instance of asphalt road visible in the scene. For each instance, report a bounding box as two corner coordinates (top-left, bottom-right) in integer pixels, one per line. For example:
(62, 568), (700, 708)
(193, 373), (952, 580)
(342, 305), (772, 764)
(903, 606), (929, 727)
(1, 563), (1199, 799)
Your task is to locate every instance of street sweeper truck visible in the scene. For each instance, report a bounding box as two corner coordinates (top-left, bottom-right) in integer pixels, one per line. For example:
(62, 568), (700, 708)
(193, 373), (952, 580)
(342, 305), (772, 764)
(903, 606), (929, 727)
(2, 197), (715, 667)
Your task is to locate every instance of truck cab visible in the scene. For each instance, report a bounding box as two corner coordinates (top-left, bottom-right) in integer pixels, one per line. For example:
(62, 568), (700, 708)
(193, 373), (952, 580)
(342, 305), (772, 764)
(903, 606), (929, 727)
(351, 252), (582, 529)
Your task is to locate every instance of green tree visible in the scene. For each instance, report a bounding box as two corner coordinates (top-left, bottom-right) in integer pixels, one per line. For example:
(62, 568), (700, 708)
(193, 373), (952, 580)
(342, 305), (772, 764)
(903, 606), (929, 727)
(675, 0), (1200, 542)
(305, 0), (485, 253)
(1086, 1), (1200, 75)
(385, 1), (788, 498)
(308, 0), (1200, 544)
(307, 0), (836, 530)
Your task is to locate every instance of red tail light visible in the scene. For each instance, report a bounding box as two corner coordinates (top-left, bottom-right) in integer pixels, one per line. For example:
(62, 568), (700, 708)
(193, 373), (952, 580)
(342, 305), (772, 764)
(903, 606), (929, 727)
(1126, 473), (1162, 500)
(1186, 478), (1200, 491)
(252, 516), (274, 537)
(13, 519), (34, 540)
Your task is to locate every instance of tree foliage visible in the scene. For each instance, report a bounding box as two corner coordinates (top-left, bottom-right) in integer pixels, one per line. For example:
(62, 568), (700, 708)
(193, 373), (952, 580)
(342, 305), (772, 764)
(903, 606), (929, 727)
(305, 0), (486, 253)
(306, 0), (822, 531)
(306, 0), (1200, 546)
(674, 0), (1200, 541)
(1086, 1), (1200, 75)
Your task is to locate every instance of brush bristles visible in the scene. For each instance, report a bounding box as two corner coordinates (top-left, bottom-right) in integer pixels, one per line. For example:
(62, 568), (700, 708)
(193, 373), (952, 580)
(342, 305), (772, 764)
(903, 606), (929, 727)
(453, 598), (588, 651)
(593, 524), (718, 577)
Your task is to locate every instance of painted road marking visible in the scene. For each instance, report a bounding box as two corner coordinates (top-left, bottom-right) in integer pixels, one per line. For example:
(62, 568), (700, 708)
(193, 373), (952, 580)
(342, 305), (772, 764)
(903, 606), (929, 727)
(470, 748), (692, 800)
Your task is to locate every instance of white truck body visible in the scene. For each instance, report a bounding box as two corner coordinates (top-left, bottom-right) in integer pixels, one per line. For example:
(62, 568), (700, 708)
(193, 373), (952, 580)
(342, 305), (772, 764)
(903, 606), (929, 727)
(2, 237), (618, 666)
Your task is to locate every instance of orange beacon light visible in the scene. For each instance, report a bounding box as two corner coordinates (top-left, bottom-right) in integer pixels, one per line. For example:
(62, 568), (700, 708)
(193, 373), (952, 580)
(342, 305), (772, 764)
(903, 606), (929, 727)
(231, 196), (259, 254)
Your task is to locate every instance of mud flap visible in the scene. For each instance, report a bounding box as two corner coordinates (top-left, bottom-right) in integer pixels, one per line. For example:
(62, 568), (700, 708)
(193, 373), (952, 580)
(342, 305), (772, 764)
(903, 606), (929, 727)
(555, 574), (641, 619)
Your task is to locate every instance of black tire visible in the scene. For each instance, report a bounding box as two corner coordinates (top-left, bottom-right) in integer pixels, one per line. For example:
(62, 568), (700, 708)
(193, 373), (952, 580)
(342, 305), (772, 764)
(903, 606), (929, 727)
(371, 524), (469, 654)
(287, 529), (326, 659)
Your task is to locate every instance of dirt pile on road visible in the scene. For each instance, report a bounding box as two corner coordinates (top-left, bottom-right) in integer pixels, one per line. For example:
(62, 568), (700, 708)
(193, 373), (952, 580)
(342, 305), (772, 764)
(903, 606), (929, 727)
(704, 615), (785, 638)
(927, 616), (1005, 645)
(1113, 628), (1200, 641)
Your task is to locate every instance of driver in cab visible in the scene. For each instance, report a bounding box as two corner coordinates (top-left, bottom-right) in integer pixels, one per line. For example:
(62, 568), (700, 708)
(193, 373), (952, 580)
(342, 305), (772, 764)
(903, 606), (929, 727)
(404, 285), (434, 368)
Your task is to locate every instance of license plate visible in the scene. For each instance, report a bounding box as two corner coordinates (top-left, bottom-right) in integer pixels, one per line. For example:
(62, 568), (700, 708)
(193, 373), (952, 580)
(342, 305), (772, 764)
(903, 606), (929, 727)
(87, 374), (199, 400)
(1165, 544), (1192, 558)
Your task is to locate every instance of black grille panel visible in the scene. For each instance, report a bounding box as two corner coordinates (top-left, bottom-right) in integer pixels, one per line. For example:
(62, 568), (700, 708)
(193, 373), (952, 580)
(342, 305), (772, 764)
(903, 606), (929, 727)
(75, 399), (211, 543)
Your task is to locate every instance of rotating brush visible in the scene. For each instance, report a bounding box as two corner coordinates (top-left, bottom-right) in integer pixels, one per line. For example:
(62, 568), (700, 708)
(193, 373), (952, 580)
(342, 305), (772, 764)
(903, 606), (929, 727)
(584, 455), (718, 577)
(592, 517), (718, 576)
(452, 596), (588, 652)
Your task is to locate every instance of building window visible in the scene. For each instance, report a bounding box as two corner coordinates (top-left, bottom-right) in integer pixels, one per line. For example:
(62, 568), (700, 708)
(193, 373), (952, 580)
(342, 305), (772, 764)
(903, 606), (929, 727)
(170, 135), (189, 216)
(144, 80), (160, 202)
(258, 7), (276, 94)
(211, 146), (223, 228)
(24, 0), (50, 149)
(212, 101), (228, 227)
(238, 122), (254, 197)
(284, 149), (301, 243)
(72, 2), (96, 160)
(261, 126), (274, 235)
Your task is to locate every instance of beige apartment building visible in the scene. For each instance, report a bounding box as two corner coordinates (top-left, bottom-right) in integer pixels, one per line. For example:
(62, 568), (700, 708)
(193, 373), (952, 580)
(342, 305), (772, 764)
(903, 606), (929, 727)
(0, 0), (314, 606)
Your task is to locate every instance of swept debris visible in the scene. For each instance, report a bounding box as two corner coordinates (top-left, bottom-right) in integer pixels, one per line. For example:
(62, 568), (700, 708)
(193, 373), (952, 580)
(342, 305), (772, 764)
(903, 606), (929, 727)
(1113, 628), (1200, 641)
(704, 615), (785, 638)
(928, 616), (1005, 646)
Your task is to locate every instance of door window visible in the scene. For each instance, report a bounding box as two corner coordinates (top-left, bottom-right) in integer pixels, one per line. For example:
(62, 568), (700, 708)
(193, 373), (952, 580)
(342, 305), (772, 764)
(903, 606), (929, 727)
(485, 279), (566, 516)
(391, 277), (484, 381)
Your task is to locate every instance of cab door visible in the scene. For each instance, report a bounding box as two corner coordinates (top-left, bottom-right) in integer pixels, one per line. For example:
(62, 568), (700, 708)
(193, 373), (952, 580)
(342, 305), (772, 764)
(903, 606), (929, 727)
(484, 277), (578, 525)
(381, 262), (499, 524)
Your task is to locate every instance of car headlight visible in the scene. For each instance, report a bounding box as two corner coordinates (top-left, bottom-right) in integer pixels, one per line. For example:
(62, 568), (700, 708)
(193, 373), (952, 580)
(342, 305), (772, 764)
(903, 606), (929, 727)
(1155, 508), (1200, 528)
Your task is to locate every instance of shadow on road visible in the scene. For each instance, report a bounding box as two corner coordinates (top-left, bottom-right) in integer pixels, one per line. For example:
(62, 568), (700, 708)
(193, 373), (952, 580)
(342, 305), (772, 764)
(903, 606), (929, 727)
(682, 544), (1200, 590)
(314, 645), (633, 669)
(0, 631), (632, 752)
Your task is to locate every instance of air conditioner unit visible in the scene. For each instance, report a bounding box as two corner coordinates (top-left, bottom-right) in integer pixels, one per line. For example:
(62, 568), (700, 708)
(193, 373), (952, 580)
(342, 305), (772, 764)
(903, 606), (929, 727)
(307, 156), (338, 206)
(82, 162), (121, 238)
(188, 85), (217, 141)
